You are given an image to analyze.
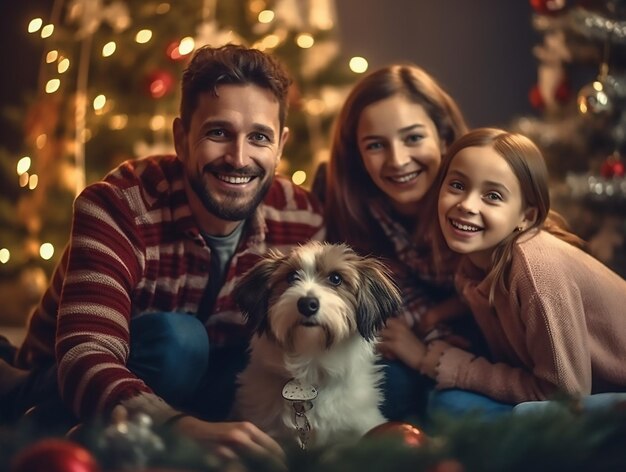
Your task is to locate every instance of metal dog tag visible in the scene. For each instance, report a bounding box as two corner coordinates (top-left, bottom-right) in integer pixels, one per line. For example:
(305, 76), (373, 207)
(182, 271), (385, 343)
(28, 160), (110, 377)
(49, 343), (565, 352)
(282, 379), (318, 402)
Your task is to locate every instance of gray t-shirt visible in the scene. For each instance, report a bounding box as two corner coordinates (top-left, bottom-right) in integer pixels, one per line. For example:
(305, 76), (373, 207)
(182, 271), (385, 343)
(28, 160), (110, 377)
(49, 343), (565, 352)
(197, 222), (245, 321)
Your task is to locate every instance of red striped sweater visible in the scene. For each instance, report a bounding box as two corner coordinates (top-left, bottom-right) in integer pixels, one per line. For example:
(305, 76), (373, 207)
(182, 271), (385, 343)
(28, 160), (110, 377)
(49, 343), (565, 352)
(15, 155), (324, 419)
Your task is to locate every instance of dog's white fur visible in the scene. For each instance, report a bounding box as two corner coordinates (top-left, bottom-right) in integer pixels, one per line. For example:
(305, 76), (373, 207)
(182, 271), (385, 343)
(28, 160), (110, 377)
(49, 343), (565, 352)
(232, 242), (402, 448)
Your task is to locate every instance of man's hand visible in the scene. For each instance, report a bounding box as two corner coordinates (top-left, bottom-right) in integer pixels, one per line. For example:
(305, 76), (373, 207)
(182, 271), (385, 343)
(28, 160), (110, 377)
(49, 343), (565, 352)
(174, 416), (286, 466)
(377, 317), (426, 371)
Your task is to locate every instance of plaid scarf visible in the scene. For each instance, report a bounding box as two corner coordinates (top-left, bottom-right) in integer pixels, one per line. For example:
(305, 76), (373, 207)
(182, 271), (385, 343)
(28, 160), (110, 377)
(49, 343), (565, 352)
(369, 200), (455, 327)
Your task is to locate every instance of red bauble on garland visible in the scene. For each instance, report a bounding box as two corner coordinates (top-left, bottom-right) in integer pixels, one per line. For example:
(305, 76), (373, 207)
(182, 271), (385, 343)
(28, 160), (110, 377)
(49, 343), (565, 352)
(529, 84), (545, 110)
(144, 69), (175, 99)
(600, 152), (625, 178)
(530, 0), (568, 15)
(363, 421), (428, 447)
(11, 438), (100, 472)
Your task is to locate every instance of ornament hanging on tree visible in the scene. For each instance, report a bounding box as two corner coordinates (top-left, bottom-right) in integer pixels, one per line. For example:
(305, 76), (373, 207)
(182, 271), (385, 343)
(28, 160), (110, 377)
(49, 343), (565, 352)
(144, 70), (175, 99)
(10, 439), (100, 472)
(600, 151), (625, 178)
(529, 0), (568, 15)
(577, 79), (613, 115)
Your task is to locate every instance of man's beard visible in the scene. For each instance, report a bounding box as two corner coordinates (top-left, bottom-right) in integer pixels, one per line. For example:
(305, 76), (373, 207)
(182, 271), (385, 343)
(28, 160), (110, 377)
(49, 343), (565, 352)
(189, 164), (274, 221)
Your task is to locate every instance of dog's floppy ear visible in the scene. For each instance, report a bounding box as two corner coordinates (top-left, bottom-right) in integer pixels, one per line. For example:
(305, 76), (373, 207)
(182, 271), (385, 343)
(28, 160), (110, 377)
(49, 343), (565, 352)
(356, 258), (402, 340)
(233, 250), (285, 334)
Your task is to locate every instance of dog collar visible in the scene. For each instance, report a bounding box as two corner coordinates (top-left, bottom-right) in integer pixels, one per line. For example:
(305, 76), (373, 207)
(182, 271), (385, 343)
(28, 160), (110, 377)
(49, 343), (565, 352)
(282, 379), (318, 449)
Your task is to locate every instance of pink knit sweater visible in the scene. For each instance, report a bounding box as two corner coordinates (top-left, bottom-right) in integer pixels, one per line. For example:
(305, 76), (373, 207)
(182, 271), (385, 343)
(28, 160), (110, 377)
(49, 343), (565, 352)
(422, 230), (626, 404)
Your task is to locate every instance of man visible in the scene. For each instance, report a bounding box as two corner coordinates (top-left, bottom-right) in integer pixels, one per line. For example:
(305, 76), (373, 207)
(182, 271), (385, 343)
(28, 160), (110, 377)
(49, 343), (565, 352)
(8, 44), (324, 462)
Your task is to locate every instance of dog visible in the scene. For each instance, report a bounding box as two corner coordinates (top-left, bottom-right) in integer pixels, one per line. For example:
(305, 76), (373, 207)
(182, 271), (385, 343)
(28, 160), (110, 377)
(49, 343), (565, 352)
(231, 241), (402, 449)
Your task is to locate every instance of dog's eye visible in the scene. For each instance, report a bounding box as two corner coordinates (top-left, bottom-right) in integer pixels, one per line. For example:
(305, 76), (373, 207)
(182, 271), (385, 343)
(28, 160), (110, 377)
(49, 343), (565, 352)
(328, 272), (342, 286)
(287, 271), (300, 284)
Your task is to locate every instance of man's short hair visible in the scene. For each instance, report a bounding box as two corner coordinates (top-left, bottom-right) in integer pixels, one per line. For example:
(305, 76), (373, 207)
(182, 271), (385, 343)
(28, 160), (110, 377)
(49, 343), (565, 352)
(180, 44), (292, 132)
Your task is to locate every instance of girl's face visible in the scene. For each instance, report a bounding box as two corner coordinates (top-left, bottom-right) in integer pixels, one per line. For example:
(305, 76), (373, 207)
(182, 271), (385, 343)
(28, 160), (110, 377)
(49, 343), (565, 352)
(357, 95), (445, 217)
(438, 145), (531, 270)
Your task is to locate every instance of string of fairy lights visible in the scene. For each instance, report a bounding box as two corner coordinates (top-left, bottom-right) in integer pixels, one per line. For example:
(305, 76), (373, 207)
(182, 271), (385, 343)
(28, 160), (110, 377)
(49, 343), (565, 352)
(1, 0), (370, 269)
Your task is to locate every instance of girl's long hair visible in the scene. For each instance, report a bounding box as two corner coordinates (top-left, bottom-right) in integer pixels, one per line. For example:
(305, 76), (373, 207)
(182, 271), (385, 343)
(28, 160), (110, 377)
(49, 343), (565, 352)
(324, 64), (468, 254)
(432, 128), (585, 304)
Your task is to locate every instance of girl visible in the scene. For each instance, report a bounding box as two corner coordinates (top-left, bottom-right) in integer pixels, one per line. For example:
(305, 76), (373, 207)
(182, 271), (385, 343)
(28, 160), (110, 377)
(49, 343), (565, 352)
(317, 64), (474, 420)
(387, 127), (626, 415)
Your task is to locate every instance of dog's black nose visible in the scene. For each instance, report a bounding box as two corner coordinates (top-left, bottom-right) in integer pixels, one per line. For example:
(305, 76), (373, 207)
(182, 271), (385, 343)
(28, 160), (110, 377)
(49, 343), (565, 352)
(297, 296), (319, 317)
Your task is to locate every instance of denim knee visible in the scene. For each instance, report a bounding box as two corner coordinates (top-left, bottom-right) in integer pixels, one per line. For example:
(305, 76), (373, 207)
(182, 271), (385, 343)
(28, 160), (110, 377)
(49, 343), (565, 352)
(429, 388), (513, 419)
(128, 312), (209, 406)
(514, 392), (626, 415)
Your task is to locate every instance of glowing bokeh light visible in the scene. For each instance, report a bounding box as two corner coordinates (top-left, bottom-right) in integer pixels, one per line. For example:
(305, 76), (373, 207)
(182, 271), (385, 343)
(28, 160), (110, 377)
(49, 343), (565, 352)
(292, 170), (307, 186)
(17, 156), (31, 175)
(258, 10), (275, 23)
(28, 18), (43, 33)
(46, 78), (61, 93)
(102, 41), (116, 57)
(40, 243), (55, 260)
(296, 34), (314, 48)
(135, 29), (153, 44)
(41, 24), (54, 38)
(349, 56), (369, 73)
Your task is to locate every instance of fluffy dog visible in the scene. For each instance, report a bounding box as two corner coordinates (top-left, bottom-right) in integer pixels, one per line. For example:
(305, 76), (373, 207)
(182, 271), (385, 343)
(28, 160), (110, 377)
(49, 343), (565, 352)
(232, 242), (402, 449)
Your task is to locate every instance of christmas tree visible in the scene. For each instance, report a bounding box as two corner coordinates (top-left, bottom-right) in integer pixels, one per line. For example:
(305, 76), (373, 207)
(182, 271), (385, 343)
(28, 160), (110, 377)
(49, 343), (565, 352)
(513, 0), (626, 276)
(0, 0), (356, 324)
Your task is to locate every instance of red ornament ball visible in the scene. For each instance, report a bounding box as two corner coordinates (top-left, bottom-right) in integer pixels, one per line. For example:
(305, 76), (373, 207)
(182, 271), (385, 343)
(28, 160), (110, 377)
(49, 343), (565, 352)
(555, 78), (571, 104)
(529, 84), (545, 110)
(600, 155), (625, 178)
(530, 0), (567, 15)
(145, 70), (175, 99)
(11, 438), (100, 472)
(363, 421), (428, 447)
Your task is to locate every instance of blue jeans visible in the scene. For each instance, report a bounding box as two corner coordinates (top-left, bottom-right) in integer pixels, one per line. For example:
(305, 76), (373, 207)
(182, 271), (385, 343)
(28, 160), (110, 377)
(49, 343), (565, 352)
(129, 312), (248, 421)
(514, 392), (626, 415)
(428, 389), (514, 419)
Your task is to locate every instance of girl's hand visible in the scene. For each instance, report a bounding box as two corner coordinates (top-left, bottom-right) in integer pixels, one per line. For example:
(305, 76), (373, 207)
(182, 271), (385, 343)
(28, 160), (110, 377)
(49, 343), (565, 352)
(378, 317), (427, 371)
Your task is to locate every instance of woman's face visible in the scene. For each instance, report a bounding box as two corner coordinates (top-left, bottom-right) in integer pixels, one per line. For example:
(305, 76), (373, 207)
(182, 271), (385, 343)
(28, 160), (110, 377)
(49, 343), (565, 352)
(357, 95), (445, 217)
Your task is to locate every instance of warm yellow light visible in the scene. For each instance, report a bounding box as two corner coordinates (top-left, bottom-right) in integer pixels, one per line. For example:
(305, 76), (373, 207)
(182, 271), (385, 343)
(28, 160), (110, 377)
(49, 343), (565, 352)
(46, 50), (58, 63)
(135, 29), (153, 44)
(19, 172), (29, 187)
(178, 37), (195, 55)
(93, 94), (107, 111)
(296, 34), (314, 49)
(41, 24), (54, 38)
(28, 174), (39, 190)
(79, 129), (92, 143)
(46, 78), (61, 93)
(0, 248), (10, 264)
(36, 134), (47, 149)
(150, 115), (166, 131)
(305, 99), (326, 115)
(156, 3), (171, 14)
(349, 56), (369, 74)
(593, 81), (603, 92)
(109, 114), (128, 130)
(28, 18), (43, 33)
(40, 243), (55, 260)
(262, 34), (280, 49)
(102, 41), (116, 57)
(17, 156), (31, 175)
(58, 58), (70, 73)
(258, 10), (275, 23)
(292, 170), (307, 186)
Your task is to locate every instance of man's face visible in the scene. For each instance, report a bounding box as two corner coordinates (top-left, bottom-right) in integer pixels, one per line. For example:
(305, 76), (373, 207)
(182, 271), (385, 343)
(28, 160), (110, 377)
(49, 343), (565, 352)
(174, 84), (288, 226)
